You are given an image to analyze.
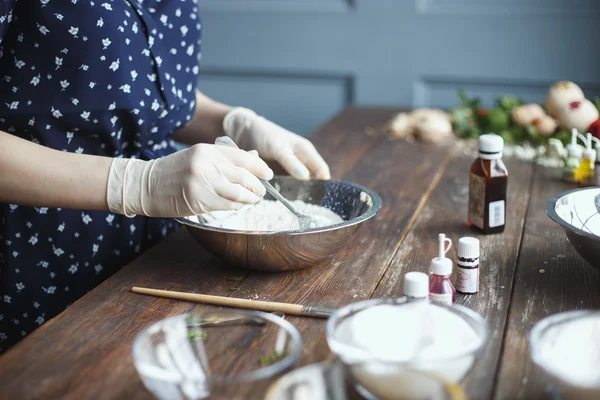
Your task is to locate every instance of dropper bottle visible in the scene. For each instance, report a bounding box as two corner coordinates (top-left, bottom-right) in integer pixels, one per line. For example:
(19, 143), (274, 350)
(563, 128), (583, 183)
(428, 233), (456, 305)
(575, 133), (596, 186)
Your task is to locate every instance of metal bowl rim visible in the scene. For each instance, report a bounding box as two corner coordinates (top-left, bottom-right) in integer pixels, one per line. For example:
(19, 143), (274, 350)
(545, 186), (600, 242)
(174, 178), (382, 236)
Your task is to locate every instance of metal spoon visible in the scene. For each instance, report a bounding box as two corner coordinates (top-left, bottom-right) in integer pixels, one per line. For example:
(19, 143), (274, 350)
(215, 136), (330, 230)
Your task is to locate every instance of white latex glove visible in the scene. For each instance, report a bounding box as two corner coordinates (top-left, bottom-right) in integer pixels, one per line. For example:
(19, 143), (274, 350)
(106, 144), (273, 217)
(223, 107), (331, 180)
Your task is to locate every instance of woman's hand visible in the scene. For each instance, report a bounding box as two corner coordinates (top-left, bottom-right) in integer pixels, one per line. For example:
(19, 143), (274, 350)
(107, 144), (273, 217)
(223, 107), (331, 180)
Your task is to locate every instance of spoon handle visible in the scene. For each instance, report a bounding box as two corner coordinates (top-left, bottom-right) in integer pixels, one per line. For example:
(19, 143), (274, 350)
(214, 136), (304, 218)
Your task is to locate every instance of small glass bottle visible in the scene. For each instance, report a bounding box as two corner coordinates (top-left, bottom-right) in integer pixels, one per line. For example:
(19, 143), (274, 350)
(563, 128), (582, 183)
(595, 141), (600, 186)
(403, 271), (429, 302)
(468, 134), (508, 234)
(455, 237), (480, 295)
(576, 133), (597, 186)
(429, 233), (456, 305)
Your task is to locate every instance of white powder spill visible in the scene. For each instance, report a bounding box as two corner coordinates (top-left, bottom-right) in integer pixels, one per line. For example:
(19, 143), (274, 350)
(537, 315), (600, 388)
(188, 200), (343, 232)
(332, 303), (483, 400)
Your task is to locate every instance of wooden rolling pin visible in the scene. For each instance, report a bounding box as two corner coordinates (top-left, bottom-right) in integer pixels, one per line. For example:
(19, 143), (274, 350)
(131, 287), (335, 318)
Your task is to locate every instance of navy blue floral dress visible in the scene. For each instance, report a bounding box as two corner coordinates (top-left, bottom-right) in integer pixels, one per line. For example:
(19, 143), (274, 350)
(0, 0), (201, 352)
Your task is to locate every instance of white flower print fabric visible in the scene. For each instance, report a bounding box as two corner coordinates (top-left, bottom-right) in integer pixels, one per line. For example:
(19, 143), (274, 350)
(0, 0), (201, 353)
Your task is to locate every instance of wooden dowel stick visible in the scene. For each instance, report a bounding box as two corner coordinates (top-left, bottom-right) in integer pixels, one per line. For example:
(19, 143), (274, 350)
(131, 287), (333, 318)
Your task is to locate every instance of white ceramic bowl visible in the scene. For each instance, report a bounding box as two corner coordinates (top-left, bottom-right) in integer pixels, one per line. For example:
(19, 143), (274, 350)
(546, 187), (600, 268)
(529, 310), (600, 400)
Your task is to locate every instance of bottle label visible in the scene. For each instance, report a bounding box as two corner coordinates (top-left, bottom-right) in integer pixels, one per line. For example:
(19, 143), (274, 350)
(429, 292), (453, 305)
(468, 173), (485, 229)
(456, 266), (479, 293)
(489, 200), (505, 228)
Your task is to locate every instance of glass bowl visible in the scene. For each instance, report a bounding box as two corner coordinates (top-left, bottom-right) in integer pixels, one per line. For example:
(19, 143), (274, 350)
(529, 310), (600, 400)
(326, 298), (489, 400)
(132, 309), (302, 400)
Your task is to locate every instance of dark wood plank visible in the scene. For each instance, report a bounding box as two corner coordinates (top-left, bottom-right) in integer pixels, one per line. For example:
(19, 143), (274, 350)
(494, 167), (600, 400)
(372, 153), (535, 400)
(226, 139), (455, 376)
(0, 108), (404, 400)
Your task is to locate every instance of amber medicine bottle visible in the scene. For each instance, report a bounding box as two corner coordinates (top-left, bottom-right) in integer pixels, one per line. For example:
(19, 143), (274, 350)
(468, 134), (508, 234)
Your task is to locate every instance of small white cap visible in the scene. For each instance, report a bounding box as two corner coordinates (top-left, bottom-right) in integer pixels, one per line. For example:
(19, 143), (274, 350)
(403, 272), (429, 298)
(430, 257), (453, 276)
(458, 237), (480, 259)
(566, 143), (583, 158)
(478, 134), (504, 154)
(583, 148), (597, 161)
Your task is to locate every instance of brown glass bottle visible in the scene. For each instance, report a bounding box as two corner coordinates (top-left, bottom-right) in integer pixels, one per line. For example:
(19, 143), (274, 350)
(468, 134), (508, 234)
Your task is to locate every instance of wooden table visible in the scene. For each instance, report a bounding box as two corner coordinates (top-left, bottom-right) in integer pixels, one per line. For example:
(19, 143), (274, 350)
(0, 108), (597, 400)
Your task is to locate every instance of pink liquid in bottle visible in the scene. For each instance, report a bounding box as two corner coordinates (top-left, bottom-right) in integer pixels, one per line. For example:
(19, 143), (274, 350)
(428, 233), (456, 305)
(429, 273), (456, 305)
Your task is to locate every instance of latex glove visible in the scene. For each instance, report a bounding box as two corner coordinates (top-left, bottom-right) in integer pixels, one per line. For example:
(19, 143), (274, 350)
(106, 144), (273, 217)
(223, 107), (331, 180)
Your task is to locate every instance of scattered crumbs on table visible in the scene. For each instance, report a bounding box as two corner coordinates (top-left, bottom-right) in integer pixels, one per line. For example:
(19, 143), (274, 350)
(230, 287), (260, 295)
(539, 269), (546, 274)
(227, 276), (244, 281)
(259, 351), (286, 367)
(365, 126), (378, 137)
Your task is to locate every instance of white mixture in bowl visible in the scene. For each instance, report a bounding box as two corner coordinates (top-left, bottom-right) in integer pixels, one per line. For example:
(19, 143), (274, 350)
(187, 200), (343, 232)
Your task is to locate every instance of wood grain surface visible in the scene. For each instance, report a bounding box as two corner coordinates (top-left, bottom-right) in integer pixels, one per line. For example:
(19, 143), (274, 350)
(373, 154), (535, 400)
(494, 166), (600, 400)
(0, 108), (593, 400)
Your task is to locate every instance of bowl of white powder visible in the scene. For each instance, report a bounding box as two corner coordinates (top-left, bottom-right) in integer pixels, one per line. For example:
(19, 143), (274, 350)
(326, 298), (489, 400)
(175, 177), (381, 271)
(529, 310), (600, 400)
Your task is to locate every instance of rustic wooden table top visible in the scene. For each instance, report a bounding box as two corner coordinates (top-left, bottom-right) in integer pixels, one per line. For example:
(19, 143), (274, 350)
(0, 107), (597, 400)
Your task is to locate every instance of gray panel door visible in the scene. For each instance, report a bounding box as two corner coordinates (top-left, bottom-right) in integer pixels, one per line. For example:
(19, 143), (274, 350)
(197, 0), (600, 136)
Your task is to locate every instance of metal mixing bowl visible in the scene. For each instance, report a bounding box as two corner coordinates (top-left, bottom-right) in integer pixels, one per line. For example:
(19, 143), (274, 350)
(175, 177), (382, 272)
(546, 187), (600, 268)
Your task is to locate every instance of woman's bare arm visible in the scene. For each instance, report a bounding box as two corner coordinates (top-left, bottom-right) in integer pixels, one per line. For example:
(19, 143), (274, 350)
(172, 90), (232, 145)
(0, 130), (112, 210)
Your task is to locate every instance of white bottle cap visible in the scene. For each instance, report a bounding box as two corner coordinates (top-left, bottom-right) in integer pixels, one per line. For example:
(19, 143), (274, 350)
(566, 144), (583, 158)
(583, 133), (597, 161)
(478, 134), (503, 159)
(458, 237), (480, 259)
(403, 272), (429, 298)
(567, 128), (580, 157)
(430, 233), (453, 276)
(583, 148), (597, 161)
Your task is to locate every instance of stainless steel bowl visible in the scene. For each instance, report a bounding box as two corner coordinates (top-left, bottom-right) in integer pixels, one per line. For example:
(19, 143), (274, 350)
(175, 177), (382, 272)
(546, 187), (600, 268)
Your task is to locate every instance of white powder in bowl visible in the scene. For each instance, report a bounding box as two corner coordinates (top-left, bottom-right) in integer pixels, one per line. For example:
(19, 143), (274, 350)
(333, 303), (483, 400)
(188, 199), (343, 232)
(536, 315), (600, 388)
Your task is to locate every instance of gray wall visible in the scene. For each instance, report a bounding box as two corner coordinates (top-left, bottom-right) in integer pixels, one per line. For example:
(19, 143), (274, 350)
(197, 0), (600, 136)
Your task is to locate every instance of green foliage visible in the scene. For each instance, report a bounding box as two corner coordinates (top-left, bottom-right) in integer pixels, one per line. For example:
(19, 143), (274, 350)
(449, 91), (572, 146)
